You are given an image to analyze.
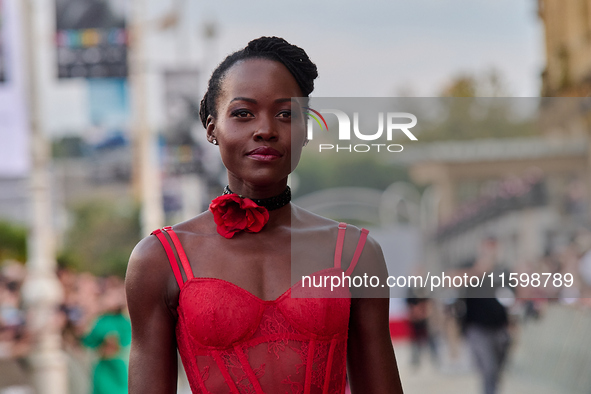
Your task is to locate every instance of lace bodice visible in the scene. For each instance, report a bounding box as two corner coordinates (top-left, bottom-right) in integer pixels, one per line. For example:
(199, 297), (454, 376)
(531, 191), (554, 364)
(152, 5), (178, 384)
(152, 223), (368, 393)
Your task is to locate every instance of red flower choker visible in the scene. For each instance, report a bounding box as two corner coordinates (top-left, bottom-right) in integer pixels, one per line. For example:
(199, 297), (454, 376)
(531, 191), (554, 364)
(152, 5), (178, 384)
(208, 186), (291, 239)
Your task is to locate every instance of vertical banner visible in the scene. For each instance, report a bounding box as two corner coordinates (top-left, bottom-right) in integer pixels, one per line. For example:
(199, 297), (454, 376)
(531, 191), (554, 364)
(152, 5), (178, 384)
(162, 69), (202, 174)
(0, 0), (29, 177)
(161, 69), (202, 220)
(0, 0), (5, 83)
(55, 0), (128, 78)
(163, 69), (200, 144)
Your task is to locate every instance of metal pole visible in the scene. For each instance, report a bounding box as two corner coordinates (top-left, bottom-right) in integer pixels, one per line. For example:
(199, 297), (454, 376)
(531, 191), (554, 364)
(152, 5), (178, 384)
(20, 0), (67, 392)
(130, 0), (164, 235)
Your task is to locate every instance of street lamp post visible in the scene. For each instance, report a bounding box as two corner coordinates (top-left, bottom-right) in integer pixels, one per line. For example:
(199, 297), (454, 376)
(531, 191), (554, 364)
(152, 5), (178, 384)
(20, 0), (67, 392)
(129, 0), (164, 236)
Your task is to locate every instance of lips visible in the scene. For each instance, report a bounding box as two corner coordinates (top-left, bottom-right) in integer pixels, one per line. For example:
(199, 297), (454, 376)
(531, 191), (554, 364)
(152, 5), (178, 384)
(247, 146), (282, 161)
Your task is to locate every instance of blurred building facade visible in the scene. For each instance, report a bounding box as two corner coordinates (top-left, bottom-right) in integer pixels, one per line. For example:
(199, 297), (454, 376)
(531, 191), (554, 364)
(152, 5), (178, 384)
(407, 133), (588, 267)
(539, 0), (591, 97)
(406, 1), (591, 269)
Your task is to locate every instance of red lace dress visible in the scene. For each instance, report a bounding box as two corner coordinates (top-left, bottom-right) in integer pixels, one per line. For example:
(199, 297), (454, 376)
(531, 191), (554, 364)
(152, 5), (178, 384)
(152, 222), (369, 394)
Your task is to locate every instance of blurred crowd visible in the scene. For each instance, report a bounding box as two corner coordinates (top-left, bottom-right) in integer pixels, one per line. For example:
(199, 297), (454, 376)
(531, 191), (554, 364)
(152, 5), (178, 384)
(0, 263), (129, 394)
(404, 227), (591, 394)
(0, 263), (30, 393)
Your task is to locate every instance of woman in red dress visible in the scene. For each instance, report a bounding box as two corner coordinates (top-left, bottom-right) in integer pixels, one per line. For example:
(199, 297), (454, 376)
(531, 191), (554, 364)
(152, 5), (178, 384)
(125, 36), (404, 394)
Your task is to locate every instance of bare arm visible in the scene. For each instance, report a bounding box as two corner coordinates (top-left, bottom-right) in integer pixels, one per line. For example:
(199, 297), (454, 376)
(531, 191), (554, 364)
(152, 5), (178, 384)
(347, 236), (404, 394)
(125, 236), (179, 394)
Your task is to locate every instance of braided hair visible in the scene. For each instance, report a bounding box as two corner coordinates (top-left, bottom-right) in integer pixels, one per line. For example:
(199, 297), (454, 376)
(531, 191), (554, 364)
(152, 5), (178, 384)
(199, 36), (318, 128)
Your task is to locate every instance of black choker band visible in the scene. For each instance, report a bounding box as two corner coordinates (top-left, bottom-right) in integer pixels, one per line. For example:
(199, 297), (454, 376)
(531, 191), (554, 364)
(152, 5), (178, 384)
(223, 185), (291, 211)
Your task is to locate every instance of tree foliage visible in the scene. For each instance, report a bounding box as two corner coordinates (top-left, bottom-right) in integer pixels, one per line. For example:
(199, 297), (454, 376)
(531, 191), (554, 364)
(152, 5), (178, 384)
(413, 69), (537, 142)
(0, 221), (27, 263)
(58, 200), (141, 277)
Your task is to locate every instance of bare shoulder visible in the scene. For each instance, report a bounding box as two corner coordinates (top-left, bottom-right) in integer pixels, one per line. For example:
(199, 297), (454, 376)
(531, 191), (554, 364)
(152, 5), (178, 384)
(338, 223), (386, 277)
(350, 232), (389, 298)
(357, 232), (386, 266)
(290, 205), (385, 276)
(291, 204), (337, 229)
(125, 230), (183, 317)
(127, 234), (167, 274)
(292, 205), (388, 297)
(292, 204), (381, 247)
(126, 209), (214, 286)
(290, 204), (383, 246)
(290, 205), (342, 251)
(171, 210), (216, 235)
(125, 211), (215, 300)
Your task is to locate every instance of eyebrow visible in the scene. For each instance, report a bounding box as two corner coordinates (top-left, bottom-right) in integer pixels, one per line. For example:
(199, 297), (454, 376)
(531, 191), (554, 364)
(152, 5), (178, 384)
(230, 97), (293, 104)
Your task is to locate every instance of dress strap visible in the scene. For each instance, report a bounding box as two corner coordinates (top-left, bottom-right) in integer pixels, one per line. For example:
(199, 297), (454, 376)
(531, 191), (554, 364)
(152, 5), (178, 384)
(346, 228), (369, 276)
(333, 222), (370, 276)
(151, 227), (194, 289)
(333, 223), (348, 269)
(163, 227), (194, 281)
(151, 228), (184, 288)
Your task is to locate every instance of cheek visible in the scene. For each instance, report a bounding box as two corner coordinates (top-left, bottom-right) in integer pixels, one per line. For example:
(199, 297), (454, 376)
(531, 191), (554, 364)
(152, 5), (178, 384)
(289, 141), (304, 172)
(289, 121), (306, 171)
(291, 119), (307, 146)
(219, 144), (240, 170)
(290, 150), (303, 172)
(216, 133), (239, 167)
(216, 121), (242, 150)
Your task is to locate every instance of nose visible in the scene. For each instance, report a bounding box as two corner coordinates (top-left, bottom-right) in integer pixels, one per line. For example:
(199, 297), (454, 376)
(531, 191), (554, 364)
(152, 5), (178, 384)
(253, 116), (279, 141)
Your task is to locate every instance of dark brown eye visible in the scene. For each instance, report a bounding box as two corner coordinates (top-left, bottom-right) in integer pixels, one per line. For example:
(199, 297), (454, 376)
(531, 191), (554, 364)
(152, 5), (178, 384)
(231, 109), (253, 118)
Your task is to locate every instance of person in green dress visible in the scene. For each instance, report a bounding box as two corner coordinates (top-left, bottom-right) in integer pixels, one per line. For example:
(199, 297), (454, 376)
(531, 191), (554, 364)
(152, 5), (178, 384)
(81, 277), (131, 394)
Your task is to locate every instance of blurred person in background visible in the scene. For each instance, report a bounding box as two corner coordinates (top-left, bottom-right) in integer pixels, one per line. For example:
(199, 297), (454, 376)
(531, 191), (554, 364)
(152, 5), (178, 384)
(462, 237), (511, 394)
(57, 268), (92, 394)
(573, 227), (591, 302)
(80, 276), (130, 394)
(405, 290), (438, 368)
(0, 264), (33, 393)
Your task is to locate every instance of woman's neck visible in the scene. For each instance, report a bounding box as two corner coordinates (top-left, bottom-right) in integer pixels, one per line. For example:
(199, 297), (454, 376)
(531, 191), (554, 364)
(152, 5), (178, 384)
(226, 180), (289, 200)
(224, 185), (290, 210)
